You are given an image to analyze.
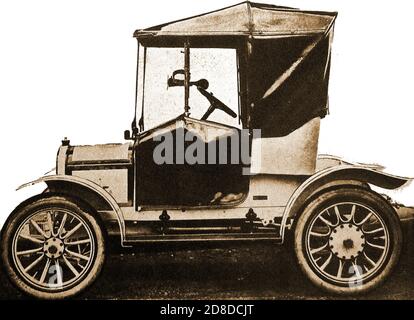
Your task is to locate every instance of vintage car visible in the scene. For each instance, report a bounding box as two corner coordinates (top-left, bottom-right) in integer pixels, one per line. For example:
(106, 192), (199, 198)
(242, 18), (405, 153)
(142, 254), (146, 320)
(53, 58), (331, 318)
(1, 1), (412, 299)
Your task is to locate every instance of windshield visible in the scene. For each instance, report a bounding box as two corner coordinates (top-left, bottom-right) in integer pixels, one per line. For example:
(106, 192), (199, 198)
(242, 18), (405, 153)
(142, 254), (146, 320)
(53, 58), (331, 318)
(136, 47), (240, 130)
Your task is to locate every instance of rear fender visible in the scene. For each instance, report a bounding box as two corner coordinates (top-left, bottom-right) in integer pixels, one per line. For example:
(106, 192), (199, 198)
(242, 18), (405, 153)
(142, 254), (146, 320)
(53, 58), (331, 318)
(280, 165), (411, 242)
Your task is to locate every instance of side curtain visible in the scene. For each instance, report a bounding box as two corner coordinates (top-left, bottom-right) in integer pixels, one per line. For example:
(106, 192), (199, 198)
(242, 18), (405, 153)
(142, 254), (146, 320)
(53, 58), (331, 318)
(249, 32), (333, 138)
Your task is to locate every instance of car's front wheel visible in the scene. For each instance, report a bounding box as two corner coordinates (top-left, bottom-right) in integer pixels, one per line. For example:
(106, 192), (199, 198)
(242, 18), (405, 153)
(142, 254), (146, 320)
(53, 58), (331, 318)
(1, 195), (105, 299)
(294, 187), (402, 295)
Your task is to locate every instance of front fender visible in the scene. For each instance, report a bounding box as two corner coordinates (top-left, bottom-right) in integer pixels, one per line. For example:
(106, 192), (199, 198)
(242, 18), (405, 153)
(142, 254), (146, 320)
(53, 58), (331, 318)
(280, 165), (411, 241)
(17, 175), (126, 245)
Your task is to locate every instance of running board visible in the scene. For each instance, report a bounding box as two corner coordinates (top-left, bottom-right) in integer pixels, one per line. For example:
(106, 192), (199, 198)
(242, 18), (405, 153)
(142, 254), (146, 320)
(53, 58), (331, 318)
(124, 232), (282, 244)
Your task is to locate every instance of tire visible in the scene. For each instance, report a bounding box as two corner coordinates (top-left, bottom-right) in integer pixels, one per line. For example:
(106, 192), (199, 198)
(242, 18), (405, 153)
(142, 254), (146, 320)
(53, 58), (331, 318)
(1, 195), (105, 299)
(293, 187), (402, 295)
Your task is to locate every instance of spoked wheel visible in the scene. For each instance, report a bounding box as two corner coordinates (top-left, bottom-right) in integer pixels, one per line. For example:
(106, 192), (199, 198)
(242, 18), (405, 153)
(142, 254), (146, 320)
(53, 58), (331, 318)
(1, 195), (105, 299)
(294, 188), (402, 295)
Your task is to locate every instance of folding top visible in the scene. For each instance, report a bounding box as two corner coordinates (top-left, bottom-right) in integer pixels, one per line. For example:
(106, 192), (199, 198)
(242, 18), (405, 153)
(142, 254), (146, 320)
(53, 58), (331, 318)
(134, 1), (336, 39)
(134, 2), (337, 138)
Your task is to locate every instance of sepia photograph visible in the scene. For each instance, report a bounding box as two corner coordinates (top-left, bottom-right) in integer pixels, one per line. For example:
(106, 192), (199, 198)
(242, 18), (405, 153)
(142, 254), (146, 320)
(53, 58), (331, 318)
(0, 0), (414, 309)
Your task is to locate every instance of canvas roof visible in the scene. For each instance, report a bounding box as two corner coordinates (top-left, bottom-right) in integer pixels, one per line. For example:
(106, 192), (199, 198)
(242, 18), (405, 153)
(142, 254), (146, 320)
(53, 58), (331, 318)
(134, 1), (337, 39)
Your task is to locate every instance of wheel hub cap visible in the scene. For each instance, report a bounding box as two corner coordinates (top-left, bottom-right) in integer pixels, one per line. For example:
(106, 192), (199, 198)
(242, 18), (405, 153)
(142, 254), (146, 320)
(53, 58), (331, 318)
(44, 238), (64, 259)
(329, 224), (365, 260)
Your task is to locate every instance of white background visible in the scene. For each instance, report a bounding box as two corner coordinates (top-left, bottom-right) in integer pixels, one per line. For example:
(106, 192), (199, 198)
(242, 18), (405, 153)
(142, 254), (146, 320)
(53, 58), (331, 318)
(0, 0), (413, 229)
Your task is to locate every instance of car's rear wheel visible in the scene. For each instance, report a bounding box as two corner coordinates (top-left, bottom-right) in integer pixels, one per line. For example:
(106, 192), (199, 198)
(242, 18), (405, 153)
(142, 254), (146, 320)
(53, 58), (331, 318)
(1, 195), (105, 299)
(294, 187), (402, 295)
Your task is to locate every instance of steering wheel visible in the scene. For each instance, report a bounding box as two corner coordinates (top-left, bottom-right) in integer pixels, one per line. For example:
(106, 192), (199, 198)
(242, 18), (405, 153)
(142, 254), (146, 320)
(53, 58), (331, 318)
(167, 72), (237, 121)
(198, 87), (237, 121)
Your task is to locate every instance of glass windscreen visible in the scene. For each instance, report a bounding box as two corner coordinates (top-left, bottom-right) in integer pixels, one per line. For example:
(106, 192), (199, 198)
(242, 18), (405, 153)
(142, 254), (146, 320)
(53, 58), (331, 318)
(137, 47), (240, 130)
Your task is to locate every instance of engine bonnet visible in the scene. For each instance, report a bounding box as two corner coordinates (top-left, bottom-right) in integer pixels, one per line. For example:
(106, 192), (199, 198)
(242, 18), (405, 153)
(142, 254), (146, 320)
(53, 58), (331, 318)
(70, 143), (132, 164)
(57, 142), (133, 176)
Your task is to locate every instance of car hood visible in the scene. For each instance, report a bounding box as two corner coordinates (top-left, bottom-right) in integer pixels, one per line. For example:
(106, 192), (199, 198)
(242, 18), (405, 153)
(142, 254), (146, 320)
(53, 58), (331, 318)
(68, 143), (133, 164)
